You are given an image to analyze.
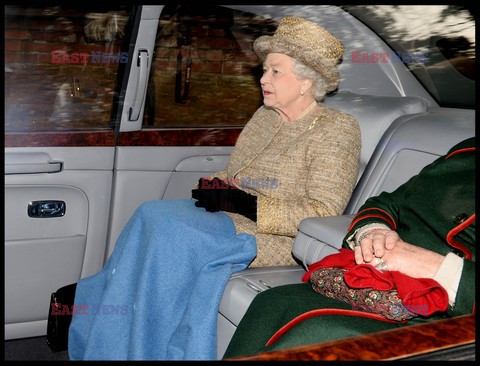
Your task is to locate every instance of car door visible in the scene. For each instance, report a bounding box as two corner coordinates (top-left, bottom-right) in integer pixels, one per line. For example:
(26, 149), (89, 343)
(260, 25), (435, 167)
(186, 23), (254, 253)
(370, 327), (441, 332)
(4, 4), (138, 340)
(103, 4), (277, 258)
(4, 4), (269, 340)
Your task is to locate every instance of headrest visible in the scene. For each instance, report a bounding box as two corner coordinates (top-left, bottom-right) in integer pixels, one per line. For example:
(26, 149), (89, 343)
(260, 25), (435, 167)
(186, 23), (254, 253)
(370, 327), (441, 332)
(324, 91), (429, 176)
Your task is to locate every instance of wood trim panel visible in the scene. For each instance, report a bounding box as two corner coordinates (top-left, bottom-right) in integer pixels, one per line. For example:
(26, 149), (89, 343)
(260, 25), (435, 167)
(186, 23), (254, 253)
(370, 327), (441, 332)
(4, 128), (242, 147)
(228, 314), (475, 361)
(5, 131), (116, 147)
(117, 128), (242, 146)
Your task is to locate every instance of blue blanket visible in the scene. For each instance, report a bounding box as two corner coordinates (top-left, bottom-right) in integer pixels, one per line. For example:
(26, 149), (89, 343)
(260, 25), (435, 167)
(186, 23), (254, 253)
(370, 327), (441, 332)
(68, 200), (256, 360)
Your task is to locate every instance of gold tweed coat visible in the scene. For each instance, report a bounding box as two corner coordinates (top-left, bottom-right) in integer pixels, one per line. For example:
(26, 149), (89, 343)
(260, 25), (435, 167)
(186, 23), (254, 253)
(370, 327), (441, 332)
(213, 103), (361, 267)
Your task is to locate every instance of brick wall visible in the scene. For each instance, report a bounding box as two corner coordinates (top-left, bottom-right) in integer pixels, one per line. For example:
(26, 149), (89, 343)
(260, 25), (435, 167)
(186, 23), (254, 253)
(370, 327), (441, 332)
(4, 5), (276, 131)
(146, 8), (277, 127)
(5, 5), (129, 131)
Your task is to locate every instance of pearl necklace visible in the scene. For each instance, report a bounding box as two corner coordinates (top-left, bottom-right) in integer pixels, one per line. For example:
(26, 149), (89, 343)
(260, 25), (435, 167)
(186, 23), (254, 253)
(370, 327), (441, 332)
(296, 100), (317, 120)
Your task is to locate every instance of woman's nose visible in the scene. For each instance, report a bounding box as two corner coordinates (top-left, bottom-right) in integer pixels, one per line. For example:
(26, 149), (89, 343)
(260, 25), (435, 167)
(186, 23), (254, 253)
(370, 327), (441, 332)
(260, 72), (269, 85)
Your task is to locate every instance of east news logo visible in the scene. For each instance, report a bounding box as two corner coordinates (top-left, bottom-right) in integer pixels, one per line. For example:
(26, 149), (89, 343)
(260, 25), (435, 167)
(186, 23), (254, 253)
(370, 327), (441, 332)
(51, 51), (129, 64)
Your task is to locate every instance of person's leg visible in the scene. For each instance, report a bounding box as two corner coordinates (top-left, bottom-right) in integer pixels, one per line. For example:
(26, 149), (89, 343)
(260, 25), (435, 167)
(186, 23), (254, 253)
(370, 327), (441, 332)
(69, 200), (256, 360)
(223, 283), (402, 358)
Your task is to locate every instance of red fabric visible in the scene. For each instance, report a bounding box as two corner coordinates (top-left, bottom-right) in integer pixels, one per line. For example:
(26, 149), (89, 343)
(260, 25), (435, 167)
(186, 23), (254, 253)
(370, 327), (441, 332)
(446, 213), (475, 260)
(265, 308), (404, 346)
(344, 264), (395, 291)
(301, 248), (355, 282)
(303, 249), (448, 316)
(445, 146), (475, 160)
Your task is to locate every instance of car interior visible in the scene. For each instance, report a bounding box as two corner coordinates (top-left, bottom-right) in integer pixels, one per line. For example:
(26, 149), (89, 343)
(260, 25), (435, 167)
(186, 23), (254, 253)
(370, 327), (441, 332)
(217, 90), (474, 359)
(4, 4), (475, 361)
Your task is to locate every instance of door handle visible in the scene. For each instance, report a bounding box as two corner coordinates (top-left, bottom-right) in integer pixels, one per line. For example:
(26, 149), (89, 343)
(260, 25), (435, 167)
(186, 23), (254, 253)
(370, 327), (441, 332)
(5, 161), (62, 175)
(5, 152), (63, 175)
(128, 49), (149, 121)
(28, 200), (66, 218)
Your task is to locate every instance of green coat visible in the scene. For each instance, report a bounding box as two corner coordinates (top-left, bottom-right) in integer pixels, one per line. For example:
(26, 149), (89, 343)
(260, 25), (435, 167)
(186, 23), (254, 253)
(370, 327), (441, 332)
(224, 137), (475, 358)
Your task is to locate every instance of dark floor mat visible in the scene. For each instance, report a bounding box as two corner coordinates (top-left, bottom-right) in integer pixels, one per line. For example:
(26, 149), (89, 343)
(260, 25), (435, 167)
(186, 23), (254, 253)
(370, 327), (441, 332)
(4, 336), (69, 361)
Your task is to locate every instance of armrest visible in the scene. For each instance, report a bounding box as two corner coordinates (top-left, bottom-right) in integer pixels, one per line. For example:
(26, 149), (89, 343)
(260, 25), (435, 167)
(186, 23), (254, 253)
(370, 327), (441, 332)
(292, 215), (354, 268)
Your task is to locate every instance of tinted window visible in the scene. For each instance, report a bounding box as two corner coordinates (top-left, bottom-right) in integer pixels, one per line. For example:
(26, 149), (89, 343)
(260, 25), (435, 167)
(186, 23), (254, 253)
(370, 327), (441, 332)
(4, 4), (130, 132)
(342, 5), (475, 109)
(142, 4), (277, 128)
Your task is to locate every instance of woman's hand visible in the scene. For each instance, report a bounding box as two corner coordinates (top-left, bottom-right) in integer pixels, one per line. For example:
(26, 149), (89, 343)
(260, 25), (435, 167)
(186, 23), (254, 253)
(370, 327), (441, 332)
(192, 177), (227, 202)
(192, 178), (223, 211)
(354, 228), (400, 264)
(192, 179), (257, 221)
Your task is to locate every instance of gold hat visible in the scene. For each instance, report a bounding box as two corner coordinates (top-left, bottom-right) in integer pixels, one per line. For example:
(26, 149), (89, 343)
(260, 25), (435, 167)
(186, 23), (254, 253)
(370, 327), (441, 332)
(253, 16), (344, 92)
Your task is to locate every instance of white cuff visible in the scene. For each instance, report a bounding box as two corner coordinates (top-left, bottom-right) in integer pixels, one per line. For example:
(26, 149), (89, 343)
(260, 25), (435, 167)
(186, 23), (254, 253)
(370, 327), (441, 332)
(345, 223), (390, 249)
(433, 252), (464, 307)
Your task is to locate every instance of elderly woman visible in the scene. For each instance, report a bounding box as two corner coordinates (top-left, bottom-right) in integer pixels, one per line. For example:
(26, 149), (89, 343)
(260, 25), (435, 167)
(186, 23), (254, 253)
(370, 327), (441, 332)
(193, 16), (361, 266)
(67, 16), (360, 360)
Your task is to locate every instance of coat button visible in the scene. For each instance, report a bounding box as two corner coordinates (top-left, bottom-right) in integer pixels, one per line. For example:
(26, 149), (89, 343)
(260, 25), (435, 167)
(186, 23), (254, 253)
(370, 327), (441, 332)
(453, 213), (468, 225)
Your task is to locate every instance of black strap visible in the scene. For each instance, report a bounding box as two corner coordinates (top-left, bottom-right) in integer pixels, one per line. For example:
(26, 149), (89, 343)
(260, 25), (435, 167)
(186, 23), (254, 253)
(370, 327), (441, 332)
(175, 26), (192, 104)
(175, 52), (191, 103)
(46, 283), (78, 352)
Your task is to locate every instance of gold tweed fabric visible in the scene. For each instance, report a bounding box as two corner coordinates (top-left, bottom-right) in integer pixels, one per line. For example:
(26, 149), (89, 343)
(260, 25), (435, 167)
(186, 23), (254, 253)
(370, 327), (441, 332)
(213, 103), (361, 267)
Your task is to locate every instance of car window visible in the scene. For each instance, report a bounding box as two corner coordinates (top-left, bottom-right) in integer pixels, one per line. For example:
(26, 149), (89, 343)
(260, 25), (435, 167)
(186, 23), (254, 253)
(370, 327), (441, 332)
(141, 4), (277, 128)
(4, 4), (131, 133)
(342, 5), (475, 109)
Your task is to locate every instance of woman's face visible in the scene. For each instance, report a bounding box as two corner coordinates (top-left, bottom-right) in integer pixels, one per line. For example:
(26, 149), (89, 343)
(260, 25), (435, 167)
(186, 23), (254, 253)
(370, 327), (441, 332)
(260, 53), (303, 112)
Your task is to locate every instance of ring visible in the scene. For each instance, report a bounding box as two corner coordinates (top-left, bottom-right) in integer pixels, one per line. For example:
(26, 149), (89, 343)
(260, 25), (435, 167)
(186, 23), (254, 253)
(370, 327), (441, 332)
(355, 231), (374, 246)
(374, 257), (388, 272)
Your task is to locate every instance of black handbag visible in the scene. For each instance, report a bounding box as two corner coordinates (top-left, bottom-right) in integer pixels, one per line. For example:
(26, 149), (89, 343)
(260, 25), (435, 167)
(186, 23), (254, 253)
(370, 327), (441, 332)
(46, 283), (77, 352)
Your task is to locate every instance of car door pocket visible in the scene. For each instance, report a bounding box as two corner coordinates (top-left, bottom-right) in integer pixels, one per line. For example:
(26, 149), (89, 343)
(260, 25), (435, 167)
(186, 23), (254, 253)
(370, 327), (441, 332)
(162, 155), (231, 200)
(174, 155), (230, 172)
(5, 235), (87, 324)
(5, 185), (88, 242)
(5, 152), (63, 175)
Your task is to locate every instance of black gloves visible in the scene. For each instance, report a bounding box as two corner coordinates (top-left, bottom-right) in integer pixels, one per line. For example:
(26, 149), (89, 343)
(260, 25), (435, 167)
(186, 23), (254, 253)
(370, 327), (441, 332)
(192, 177), (257, 222)
(192, 177), (226, 200)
